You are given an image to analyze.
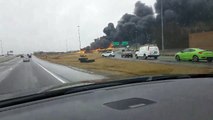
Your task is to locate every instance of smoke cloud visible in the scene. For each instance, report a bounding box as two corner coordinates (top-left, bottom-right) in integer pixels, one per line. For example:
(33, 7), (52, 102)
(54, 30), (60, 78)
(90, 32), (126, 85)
(110, 1), (155, 43)
(88, 0), (213, 50)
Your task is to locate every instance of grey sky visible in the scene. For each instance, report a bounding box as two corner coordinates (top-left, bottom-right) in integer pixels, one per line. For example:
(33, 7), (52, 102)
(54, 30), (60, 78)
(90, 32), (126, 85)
(0, 0), (156, 54)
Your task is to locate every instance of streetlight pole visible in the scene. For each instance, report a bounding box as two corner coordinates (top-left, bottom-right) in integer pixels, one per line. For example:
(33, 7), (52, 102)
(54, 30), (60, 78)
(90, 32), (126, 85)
(77, 26), (81, 50)
(161, 0), (165, 50)
(0, 40), (3, 55)
(135, 31), (138, 50)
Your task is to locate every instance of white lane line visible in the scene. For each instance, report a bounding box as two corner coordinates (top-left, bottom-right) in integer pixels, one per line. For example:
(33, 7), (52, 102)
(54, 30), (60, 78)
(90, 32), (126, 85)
(34, 61), (67, 83)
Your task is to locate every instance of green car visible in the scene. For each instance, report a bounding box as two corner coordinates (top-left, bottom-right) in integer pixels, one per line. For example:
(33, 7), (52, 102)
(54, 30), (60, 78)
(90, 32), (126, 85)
(175, 48), (213, 62)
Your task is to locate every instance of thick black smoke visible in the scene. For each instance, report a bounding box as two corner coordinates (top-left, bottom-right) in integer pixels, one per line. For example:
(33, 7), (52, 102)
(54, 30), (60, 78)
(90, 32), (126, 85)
(134, 1), (154, 17)
(89, 1), (155, 50)
(90, 36), (111, 50)
(155, 0), (213, 26)
(153, 0), (213, 49)
(103, 23), (116, 41)
(91, 2), (155, 49)
(110, 1), (155, 44)
(87, 0), (213, 50)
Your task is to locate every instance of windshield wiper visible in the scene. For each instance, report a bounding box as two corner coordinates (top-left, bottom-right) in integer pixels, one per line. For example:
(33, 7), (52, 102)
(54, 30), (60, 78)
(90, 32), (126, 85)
(0, 74), (212, 109)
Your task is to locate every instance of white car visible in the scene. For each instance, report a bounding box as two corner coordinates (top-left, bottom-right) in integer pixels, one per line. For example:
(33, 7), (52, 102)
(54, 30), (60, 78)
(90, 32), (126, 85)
(135, 44), (160, 59)
(101, 51), (115, 57)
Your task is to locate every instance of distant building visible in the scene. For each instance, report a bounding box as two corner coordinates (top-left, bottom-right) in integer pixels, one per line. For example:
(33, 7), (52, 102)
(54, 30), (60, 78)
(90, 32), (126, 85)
(189, 31), (213, 50)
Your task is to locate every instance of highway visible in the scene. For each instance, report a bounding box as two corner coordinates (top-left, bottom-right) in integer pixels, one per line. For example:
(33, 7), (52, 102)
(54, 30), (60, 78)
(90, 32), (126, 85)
(0, 56), (105, 97)
(114, 52), (213, 68)
(0, 53), (212, 100)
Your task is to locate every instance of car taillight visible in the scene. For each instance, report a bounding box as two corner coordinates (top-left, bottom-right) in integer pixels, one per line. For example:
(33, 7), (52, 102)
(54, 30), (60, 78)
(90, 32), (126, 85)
(198, 52), (203, 54)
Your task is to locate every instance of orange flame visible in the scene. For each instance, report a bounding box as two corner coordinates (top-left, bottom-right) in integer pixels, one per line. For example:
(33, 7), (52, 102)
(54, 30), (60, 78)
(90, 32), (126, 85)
(108, 43), (113, 48)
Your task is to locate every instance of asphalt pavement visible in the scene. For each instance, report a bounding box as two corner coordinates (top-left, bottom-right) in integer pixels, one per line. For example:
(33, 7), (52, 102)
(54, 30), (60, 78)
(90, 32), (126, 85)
(0, 56), (106, 96)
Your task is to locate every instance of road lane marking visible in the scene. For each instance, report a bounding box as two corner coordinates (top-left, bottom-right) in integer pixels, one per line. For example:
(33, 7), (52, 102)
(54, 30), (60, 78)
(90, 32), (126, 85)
(34, 61), (67, 83)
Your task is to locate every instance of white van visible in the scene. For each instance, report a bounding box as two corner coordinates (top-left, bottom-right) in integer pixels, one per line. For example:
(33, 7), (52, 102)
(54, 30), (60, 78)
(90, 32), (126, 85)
(135, 44), (160, 59)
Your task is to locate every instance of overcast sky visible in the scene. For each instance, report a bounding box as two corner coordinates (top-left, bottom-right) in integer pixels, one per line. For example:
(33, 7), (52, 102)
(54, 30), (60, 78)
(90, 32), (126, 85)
(0, 0), (156, 54)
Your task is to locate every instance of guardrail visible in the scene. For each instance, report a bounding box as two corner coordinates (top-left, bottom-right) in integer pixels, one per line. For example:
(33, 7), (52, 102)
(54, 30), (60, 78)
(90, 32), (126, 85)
(160, 49), (181, 56)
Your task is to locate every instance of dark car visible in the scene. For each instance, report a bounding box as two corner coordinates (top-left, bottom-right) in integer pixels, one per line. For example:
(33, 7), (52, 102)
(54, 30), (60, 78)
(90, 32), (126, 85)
(27, 54), (32, 58)
(20, 55), (24, 58)
(121, 50), (133, 58)
(23, 57), (30, 62)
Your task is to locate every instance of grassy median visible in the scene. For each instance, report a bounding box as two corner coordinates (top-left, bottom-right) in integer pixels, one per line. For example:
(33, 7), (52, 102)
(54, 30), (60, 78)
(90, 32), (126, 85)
(36, 53), (213, 79)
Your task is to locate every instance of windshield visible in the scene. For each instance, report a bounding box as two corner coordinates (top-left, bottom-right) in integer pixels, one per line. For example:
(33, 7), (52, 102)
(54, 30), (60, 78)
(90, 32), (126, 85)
(0, 0), (212, 102)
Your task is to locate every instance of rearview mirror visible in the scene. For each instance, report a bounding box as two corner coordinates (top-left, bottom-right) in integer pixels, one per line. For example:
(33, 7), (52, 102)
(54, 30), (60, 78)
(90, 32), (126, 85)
(181, 50), (184, 53)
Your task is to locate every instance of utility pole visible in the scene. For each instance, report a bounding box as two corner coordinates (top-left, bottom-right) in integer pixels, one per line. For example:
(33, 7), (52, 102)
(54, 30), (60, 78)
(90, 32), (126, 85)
(161, 0), (165, 50)
(77, 26), (81, 50)
(0, 40), (3, 55)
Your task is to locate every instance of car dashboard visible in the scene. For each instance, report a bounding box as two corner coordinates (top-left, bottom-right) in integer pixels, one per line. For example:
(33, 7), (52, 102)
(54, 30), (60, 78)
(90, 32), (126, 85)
(0, 77), (213, 120)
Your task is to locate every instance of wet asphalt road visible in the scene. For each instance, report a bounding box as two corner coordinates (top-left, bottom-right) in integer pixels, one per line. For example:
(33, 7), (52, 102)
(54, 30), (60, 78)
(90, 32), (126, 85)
(0, 56), (105, 95)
